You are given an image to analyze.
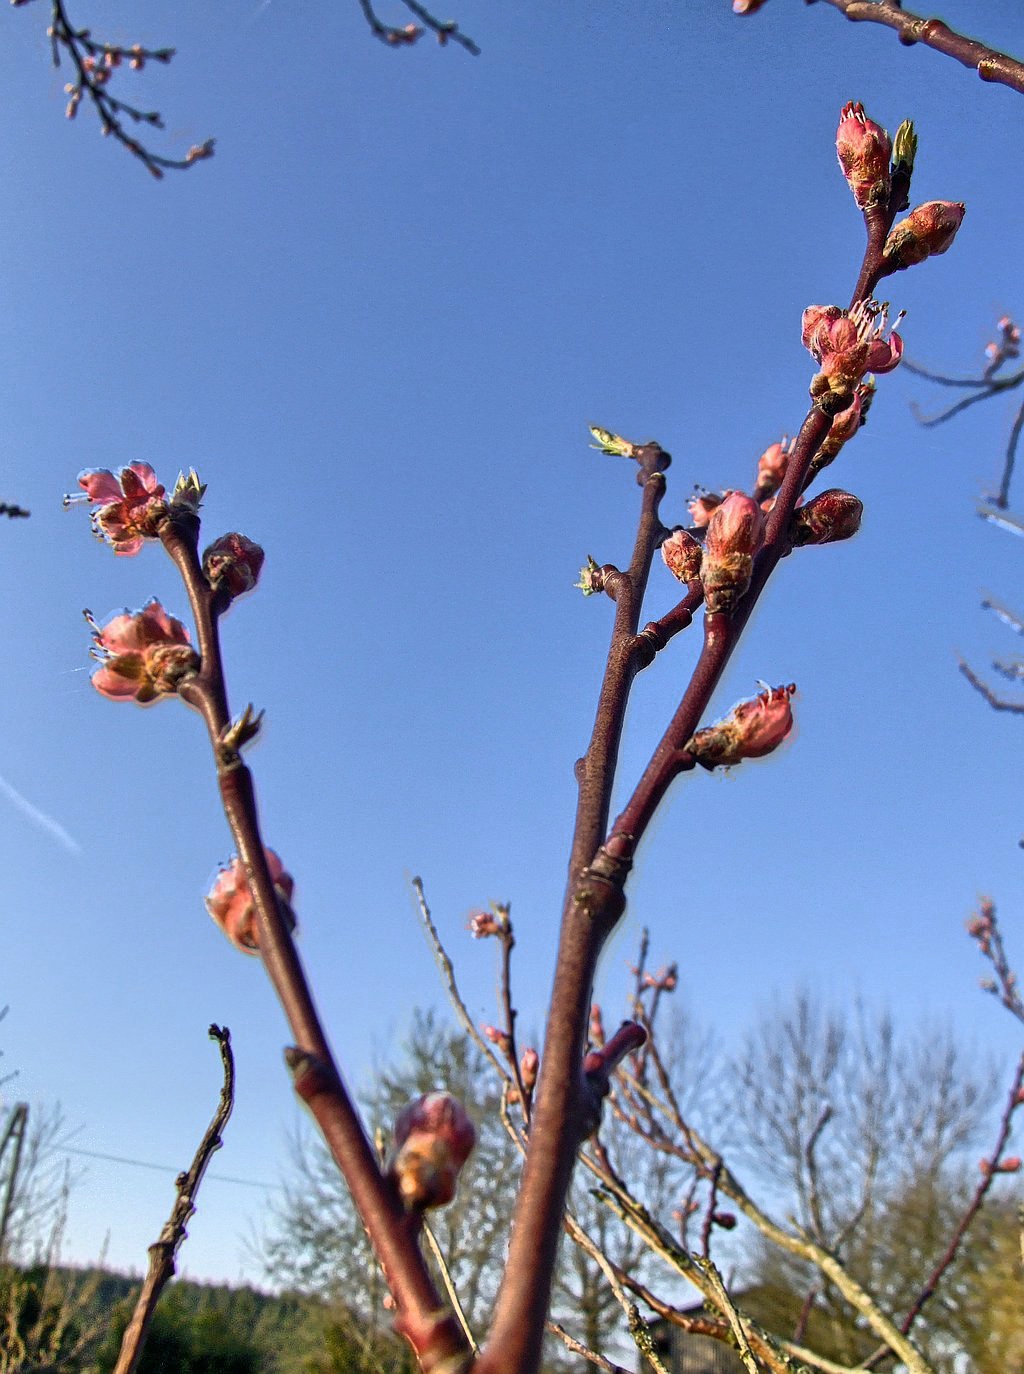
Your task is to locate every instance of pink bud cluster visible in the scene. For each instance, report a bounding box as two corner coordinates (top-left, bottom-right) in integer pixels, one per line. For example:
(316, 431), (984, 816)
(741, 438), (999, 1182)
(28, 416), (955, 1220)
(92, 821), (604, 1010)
(966, 898), (996, 956)
(386, 1092), (476, 1211)
(468, 902), (511, 939)
(687, 682), (796, 769)
(986, 316), (1021, 372)
(205, 849), (297, 955)
(642, 965), (678, 993)
(88, 600), (199, 704)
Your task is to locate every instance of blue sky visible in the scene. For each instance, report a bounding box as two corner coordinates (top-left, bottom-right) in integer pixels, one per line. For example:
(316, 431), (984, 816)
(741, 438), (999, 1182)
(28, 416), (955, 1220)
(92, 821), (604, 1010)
(0, 0), (1022, 1285)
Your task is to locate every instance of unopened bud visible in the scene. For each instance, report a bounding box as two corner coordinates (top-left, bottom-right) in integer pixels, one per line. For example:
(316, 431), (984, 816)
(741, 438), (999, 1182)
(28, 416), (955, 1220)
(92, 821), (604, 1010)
(712, 1211), (737, 1230)
(791, 489), (863, 546)
(688, 490), (724, 528)
(755, 438), (791, 498)
(589, 1003), (605, 1047)
(883, 201), (965, 272)
(702, 493), (765, 614)
(687, 682), (796, 769)
(520, 1048), (539, 1092)
(661, 529), (702, 584)
(836, 102), (891, 210)
(203, 532), (265, 598)
(387, 1092), (476, 1211)
(482, 1024), (512, 1055)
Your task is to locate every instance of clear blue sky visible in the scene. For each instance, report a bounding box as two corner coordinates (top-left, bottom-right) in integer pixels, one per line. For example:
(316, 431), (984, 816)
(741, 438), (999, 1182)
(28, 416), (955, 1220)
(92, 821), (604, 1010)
(0, 0), (1022, 1285)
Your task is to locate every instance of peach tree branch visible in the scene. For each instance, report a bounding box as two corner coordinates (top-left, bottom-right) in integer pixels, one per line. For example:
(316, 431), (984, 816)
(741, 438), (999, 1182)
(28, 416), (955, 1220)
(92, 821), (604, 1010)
(111, 1026), (234, 1374)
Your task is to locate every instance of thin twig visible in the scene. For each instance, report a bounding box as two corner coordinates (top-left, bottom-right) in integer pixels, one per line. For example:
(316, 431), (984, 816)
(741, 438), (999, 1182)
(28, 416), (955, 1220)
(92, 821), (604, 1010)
(421, 1220), (479, 1355)
(959, 658), (1024, 713)
(545, 1320), (631, 1374)
(111, 1026), (234, 1374)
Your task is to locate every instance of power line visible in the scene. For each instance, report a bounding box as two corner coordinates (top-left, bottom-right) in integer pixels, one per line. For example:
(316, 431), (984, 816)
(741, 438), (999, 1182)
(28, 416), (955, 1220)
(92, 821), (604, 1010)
(54, 1144), (279, 1192)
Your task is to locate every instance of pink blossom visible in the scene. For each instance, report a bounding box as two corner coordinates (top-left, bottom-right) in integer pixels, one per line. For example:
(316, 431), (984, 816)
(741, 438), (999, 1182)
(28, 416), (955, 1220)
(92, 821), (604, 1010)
(835, 102), (891, 209)
(687, 682), (796, 769)
(202, 532), (265, 599)
(205, 849), (296, 955)
(76, 463), (166, 555)
(804, 300), (903, 407)
(520, 1048), (539, 1091)
(89, 600), (198, 704)
(386, 1092), (476, 1210)
(687, 491), (724, 528)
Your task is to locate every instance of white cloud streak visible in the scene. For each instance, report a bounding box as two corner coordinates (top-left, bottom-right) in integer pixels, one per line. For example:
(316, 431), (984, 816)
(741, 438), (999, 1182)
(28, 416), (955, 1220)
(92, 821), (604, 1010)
(0, 773), (82, 856)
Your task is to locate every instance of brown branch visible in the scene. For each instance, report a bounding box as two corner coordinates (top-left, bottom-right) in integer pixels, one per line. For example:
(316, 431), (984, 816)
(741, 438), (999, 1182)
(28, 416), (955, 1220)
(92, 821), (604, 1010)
(813, 0), (1024, 96)
(111, 1026), (234, 1374)
(356, 0), (480, 53)
(157, 513), (468, 1374)
(958, 657), (1024, 713)
(545, 1322), (631, 1374)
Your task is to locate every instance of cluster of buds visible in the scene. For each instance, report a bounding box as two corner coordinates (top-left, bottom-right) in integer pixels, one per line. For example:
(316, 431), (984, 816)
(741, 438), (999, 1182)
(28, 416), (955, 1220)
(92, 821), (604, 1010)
(966, 897), (996, 957)
(702, 493), (765, 614)
(205, 849), (297, 955)
(482, 1023), (512, 1056)
(687, 682), (796, 770)
(386, 1092), (476, 1211)
(468, 901), (511, 939)
(661, 528), (702, 585)
(641, 964), (678, 993)
(882, 201), (966, 273)
(979, 1155), (1022, 1176)
(804, 299), (903, 413)
(985, 316), (1021, 375)
(790, 489), (863, 547)
(88, 600), (199, 704)
(385, 22), (422, 44)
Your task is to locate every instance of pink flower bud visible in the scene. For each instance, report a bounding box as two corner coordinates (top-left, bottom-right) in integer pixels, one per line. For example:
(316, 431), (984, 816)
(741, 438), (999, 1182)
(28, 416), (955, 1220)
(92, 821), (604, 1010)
(73, 463), (166, 556)
(88, 600), (199, 704)
(482, 1024), (512, 1055)
(661, 529), (703, 584)
(589, 1003), (605, 1047)
(205, 849), (296, 955)
(732, 0), (768, 11)
(836, 102), (892, 210)
(387, 1092), (476, 1210)
(520, 1048), (539, 1092)
(702, 493), (765, 614)
(468, 909), (501, 938)
(203, 533), (265, 599)
(791, 489), (863, 546)
(883, 201), (965, 271)
(712, 1211), (737, 1230)
(980, 1156), (1022, 1176)
(687, 682), (796, 769)
(755, 438), (792, 498)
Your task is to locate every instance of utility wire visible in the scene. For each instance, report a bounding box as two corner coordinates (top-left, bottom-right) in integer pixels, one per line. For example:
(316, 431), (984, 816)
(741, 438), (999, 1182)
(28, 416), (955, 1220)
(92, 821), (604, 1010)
(54, 1143), (279, 1192)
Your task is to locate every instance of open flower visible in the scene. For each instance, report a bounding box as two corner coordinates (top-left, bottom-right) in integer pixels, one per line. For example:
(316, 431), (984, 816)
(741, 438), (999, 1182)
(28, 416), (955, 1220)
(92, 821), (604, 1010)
(804, 300), (903, 408)
(386, 1092), (476, 1211)
(89, 600), (198, 703)
(205, 849), (296, 955)
(76, 463), (167, 555)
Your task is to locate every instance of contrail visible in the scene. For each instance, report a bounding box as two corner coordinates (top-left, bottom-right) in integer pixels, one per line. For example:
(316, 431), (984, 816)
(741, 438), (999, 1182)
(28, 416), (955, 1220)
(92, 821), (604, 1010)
(0, 773), (82, 856)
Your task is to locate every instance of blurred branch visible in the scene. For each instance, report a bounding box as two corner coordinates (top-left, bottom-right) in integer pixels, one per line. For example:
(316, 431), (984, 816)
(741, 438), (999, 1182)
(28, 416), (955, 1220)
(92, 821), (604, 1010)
(111, 1025), (234, 1374)
(812, 0), (1024, 96)
(357, 0), (480, 54)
